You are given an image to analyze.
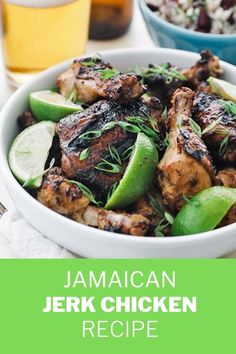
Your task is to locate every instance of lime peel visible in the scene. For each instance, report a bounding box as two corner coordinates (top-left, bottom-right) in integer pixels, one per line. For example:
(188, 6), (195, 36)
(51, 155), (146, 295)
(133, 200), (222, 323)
(29, 90), (83, 122)
(9, 121), (56, 188)
(105, 132), (158, 210)
(208, 77), (236, 103)
(171, 186), (236, 236)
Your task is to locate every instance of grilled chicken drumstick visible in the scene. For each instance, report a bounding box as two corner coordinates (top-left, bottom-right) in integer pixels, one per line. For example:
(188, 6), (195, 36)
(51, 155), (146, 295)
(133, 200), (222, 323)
(157, 87), (215, 213)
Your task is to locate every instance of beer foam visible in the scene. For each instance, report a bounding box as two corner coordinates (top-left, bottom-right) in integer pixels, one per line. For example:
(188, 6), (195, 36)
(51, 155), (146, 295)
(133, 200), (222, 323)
(3, 0), (76, 8)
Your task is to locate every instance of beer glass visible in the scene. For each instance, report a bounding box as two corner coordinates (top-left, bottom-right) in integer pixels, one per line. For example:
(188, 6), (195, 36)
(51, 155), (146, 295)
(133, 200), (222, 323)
(1, 0), (91, 86)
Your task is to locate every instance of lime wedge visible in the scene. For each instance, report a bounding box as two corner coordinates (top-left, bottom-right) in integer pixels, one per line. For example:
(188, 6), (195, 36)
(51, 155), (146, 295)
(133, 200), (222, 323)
(208, 77), (236, 102)
(105, 132), (158, 210)
(171, 186), (236, 236)
(9, 121), (56, 188)
(29, 90), (83, 122)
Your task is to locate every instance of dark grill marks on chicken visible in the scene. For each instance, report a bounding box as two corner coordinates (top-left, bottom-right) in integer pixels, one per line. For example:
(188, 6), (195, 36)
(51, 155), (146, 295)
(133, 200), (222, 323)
(215, 167), (236, 228)
(182, 50), (223, 87)
(143, 66), (188, 107)
(37, 167), (90, 219)
(193, 92), (236, 164)
(83, 206), (151, 236)
(157, 87), (215, 213)
(57, 99), (163, 199)
(216, 168), (236, 187)
(37, 168), (151, 236)
(57, 56), (145, 104)
(18, 111), (37, 130)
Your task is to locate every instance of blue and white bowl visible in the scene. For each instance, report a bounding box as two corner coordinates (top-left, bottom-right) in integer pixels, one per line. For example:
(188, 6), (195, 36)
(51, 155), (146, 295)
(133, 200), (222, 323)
(140, 0), (236, 65)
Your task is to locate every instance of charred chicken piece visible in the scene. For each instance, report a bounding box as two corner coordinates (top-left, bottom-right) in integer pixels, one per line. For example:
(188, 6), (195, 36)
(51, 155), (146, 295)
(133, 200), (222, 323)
(37, 167), (90, 219)
(57, 99), (163, 199)
(215, 168), (236, 228)
(57, 56), (145, 104)
(216, 168), (236, 188)
(129, 188), (171, 236)
(157, 87), (215, 213)
(37, 168), (151, 236)
(18, 111), (37, 130)
(193, 92), (236, 164)
(182, 50), (223, 88)
(142, 63), (188, 106)
(83, 206), (151, 236)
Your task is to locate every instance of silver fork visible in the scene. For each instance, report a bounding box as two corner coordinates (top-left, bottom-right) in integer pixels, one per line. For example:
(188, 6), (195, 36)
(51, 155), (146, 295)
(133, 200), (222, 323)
(0, 202), (7, 217)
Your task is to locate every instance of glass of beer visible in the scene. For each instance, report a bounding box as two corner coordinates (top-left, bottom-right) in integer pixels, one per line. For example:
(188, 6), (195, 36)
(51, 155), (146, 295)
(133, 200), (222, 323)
(1, 0), (91, 87)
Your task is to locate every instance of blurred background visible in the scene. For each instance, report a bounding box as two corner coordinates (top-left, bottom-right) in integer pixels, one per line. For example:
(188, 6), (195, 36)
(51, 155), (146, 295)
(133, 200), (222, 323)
(0, 0), (154, 109)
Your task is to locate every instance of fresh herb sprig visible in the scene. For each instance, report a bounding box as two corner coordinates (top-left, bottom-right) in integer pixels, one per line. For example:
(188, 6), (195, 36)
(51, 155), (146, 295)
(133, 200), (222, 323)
(80, 53), (102, 67)
(219, 134), (230, 156)
(107, 182), (119, 202)
(67, 179), (101, 206)
(219, 99), (236, 117)
(122, 145), (135, 160)
(79, 148), (91, 161)
(98, 68), (120, 80)
(155, 212), (174, 237)
(143, 63), (186, 83)
(148, 194), (174, 237)
(95, 159), (122, 174)
(161, 106), (168, 120)
(109, 145), (121, 164)
(163, 132), (171, 147)
(118, 121), (141, 133)
(79, 130), (102, 140)
(189, 117), (222, 138)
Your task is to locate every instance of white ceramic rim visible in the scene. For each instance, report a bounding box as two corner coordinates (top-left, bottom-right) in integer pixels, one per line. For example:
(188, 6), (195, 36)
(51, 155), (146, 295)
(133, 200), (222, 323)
(1, 47), (236, 248)
(140, 0), (236, 39)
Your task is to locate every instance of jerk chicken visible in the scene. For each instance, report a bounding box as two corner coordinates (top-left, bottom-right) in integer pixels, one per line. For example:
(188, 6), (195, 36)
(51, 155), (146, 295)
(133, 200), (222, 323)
(57, 56), (145, 104)
(182, 50), (223, 88)
(38, 168), (151, 236)
(13, 50), (236, 237)
(157, 87), (215, 212)
(142, 50), (222, 106)
(193, 92), (236, 164)
(57, 97), (163, 199)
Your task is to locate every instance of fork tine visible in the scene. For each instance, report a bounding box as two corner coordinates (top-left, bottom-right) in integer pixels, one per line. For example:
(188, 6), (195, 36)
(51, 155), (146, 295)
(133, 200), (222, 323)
(0, 202), (7, 217)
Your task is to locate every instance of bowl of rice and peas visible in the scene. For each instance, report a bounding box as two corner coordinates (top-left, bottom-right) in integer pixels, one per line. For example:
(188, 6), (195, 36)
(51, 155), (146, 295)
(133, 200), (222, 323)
(140, 0), (236, 64)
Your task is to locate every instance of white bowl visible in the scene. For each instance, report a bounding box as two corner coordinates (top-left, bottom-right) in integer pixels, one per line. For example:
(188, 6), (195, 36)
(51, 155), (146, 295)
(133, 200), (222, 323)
(1, 47), (236, 258)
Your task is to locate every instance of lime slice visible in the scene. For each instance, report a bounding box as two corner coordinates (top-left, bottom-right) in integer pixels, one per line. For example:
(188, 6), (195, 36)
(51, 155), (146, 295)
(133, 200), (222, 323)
(29, 90), (83, 122)
(105, 132), (158, 210)
(208, 77), (236, 102)
(171, 186), (236, 236)
(9, 121), (56, 188)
